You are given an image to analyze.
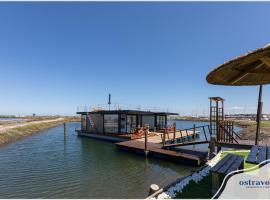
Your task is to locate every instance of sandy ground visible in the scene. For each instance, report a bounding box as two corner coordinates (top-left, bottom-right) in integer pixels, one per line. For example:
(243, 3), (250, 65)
(0, 118), (64, 133)
(240, 125), (270, 144)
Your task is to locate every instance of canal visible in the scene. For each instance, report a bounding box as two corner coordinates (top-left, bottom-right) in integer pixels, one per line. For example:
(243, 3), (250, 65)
(0, 121), (199, 199)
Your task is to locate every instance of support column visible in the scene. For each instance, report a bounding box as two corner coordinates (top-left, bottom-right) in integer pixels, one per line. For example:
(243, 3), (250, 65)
(255, 85), (263, 145)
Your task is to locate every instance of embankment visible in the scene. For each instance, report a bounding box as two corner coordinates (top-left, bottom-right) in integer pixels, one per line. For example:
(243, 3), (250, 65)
(0, 117), (79, 146)
(235, 120), (270, 143)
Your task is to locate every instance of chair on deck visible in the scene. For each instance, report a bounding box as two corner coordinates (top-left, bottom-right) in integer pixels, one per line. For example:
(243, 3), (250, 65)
(246, 145), (270, 164)
(210, 154), (244, 195)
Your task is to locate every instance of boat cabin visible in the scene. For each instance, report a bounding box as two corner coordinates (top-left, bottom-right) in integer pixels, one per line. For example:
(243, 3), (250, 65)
(77, 110), (178, 135)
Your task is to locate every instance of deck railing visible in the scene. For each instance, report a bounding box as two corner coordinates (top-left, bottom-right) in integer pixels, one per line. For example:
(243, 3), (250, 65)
(77, 104), (171, 113)
(162, 124), (211, 148)
(217, 121), (241, 143)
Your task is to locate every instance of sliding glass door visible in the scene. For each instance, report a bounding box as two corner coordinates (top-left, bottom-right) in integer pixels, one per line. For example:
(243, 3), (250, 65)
(126, 115), (137, 133)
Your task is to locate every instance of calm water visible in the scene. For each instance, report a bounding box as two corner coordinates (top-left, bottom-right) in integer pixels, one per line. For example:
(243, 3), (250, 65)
(0, 121), (199, 199)
(169, 120), (241, 152)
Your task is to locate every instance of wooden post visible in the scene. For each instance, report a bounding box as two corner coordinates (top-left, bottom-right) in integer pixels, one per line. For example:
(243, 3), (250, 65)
(64, 123), (67, 136)
(144, 125), (149, 156)
(216, 100), (219, 141)
(148, 184), (160, 196)
(163, 129), (166, 147)
(193, 124), (196, 140)
(173, 123), (176, 142)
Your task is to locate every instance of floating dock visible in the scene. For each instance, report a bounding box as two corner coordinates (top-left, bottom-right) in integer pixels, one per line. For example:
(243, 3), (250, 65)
(115, 140), (206, 166)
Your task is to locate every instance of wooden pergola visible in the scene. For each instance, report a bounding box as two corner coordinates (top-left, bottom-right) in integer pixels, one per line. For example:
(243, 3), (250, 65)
(206, 43), (270, 145)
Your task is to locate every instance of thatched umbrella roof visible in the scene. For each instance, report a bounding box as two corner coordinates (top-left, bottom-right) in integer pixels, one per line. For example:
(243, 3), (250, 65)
(206, 44), (270, 86)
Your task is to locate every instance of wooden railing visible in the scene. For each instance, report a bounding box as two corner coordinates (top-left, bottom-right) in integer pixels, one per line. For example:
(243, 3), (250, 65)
(217, 121), (241, 143)
(162, 124), (211, 148)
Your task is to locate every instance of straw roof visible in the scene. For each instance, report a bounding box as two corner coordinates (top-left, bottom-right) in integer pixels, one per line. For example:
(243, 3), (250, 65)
(206, 44), (270, 86)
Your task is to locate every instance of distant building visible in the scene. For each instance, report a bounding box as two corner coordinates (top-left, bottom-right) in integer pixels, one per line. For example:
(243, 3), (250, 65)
(225, 114), (270, 121)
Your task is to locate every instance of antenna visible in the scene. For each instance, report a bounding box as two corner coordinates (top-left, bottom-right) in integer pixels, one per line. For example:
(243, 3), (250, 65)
(108, 94), (111, 110)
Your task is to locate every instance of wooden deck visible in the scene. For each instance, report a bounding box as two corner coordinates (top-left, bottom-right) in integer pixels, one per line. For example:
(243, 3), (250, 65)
(135, 130), (198, 144)
(115, 140), (206, 166)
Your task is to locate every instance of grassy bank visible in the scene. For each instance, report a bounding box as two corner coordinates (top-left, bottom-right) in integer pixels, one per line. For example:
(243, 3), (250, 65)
(0, 117), (79, 146)
(175, 150), (256, 199)
(169, 116), (209, 122)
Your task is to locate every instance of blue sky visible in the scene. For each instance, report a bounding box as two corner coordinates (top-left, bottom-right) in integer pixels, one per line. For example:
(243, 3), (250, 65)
(0, 2), (270, 116)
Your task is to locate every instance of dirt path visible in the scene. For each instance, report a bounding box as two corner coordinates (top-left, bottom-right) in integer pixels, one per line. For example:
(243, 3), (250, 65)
(0, 118), (64, 133)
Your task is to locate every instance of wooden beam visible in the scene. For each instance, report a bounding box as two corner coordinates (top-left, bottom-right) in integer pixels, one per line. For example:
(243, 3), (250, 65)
(163, 140), (209, 148)
(260, 56), (270, 67)
(229, 61), (264, 84)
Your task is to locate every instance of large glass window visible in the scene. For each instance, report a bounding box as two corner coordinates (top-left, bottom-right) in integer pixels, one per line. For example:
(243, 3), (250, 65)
(142, 115), (155, 130)
(81, 115), (87, 131)
(126, 115), (137, 133)
(104, 114), (119, 133)
(156, 115), (166, 129)
(120, 114), (126, 133)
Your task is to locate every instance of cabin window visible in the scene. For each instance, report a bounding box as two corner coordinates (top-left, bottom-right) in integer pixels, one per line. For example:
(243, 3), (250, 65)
(104, 114), (119, 133)
(120, 114), (126, 133)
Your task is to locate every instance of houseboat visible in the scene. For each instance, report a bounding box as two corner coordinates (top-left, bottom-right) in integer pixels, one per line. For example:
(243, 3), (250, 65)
(76, 109), (178, 142)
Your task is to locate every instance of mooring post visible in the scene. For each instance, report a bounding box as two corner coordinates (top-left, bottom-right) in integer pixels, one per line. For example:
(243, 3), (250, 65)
(64, 122), (67, 136)
(173, 123), (176, 142)
(163, 129), (166, 147)
(144, 124), (149, 156)
(148, 184), (160, 196)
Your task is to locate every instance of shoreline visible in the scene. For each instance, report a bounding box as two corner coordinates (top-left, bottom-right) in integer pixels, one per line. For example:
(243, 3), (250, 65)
(171, 118), (270, 144)
(0, 117), (79, 146)
(233, 120), (270, 143)
(169, 118), (209, 122)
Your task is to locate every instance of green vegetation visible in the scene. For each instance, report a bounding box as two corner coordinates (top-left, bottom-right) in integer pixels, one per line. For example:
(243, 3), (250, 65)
(236, 120), (270, 127)
(0, 117), (79, 145)
(220, 150), (257, 169)
(175, 150), (257, 199)
(169, 116), (209, 122)
(0, 115), (16, 118)
(0, 121), (63, 145)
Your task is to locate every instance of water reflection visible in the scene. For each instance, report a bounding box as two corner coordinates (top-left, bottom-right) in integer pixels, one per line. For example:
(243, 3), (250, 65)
(0, 121), (197, 199)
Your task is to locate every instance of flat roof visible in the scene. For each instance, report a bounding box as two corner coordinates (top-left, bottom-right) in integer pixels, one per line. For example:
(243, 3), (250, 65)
(77, 109), (178, 115)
